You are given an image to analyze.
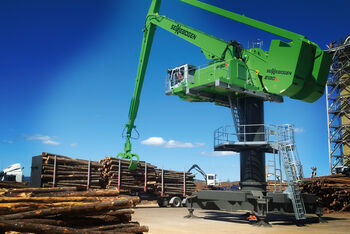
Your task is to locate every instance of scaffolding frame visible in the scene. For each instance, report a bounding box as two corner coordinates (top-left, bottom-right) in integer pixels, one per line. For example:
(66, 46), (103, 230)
(326, 37), (350, 174)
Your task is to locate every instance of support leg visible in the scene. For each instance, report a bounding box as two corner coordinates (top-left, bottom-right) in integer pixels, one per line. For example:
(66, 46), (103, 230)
(251, 215), (271, 227)
(317, 215), (327, 223)
(184, 208), (199, 219)
(184, 196), (199, 219)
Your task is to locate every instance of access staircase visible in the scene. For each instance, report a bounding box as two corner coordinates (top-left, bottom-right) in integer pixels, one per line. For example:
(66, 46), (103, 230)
(214, 123), (306, 220)
(273, 125), (306, 220)
(228, 96), (241, 137)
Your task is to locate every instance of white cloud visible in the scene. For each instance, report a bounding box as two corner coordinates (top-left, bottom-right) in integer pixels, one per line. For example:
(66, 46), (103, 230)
(165, 140), (203, 148)
(24, 135), (51, 141)
(24, 134), (60, 146)
(42, 140), (60, 146)
(294, 128), (304, 133)
(141, 137), (204, 148)
(141, 137), (167, 146)
(2, 140), (14, 144)
(70, 143), (78, 147)
(201, 151), (238, 156)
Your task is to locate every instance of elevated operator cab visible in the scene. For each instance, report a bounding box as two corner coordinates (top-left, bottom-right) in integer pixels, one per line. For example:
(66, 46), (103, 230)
(166, 64), (196, 92)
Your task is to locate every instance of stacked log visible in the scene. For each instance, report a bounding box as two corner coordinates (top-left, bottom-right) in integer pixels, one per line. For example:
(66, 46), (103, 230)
(100, 157), (196, 196)
(300, 174), (350, 212)
(266, 180), (288, 192)
(155, 169), (196, 196)
(40, 152), (102, 190)
(0, 187), (148, 233)
(100, 157), (157, 192)
(0, 181), (29, 189)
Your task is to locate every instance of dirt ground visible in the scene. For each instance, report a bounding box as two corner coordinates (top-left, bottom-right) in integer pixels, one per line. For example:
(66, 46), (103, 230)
(133, 205), (350, 234)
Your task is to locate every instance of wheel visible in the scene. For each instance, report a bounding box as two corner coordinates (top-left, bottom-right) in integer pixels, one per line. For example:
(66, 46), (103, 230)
(157, 197), (169, 207)
(182, 197), (187, 207)
(171, 196), (182, 208)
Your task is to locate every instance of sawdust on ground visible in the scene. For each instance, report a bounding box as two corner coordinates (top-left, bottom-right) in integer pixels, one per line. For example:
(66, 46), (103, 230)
(133, 205), (350, 234)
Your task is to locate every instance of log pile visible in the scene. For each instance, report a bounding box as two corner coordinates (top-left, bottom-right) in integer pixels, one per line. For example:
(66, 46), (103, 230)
(155, 169), (196, 196)
(0, 181), (29, 189)
(100, 157), (157, 192)
(40, 152), (102, 190)
(100, 157), (196, 196)
(266, 180), (288, 192)
(0, 187), (148, 233)
(300, 174), (350, 212)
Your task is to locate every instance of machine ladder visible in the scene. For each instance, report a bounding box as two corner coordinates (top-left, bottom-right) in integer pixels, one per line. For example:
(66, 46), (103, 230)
(228, 97), (241, 138)
(275, 125), (306, 220)
(266, 150), (283, 192)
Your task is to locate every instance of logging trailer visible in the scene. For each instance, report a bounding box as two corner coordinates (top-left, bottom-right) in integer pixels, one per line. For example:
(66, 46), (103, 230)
(30, 153), (196, 208)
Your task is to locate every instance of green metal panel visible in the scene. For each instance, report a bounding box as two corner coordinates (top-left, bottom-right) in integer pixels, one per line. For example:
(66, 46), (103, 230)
(148, 14), (235, 60)
(237, 63), (246, 80)
(291, 48), (332, 102)
(169, 58), (263, 105)
(177, 0), (332, 103)
(262, 40), (314, 97)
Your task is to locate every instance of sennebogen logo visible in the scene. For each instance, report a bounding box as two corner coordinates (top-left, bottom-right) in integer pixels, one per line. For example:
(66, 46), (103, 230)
(171, 24), (197, 40)
(267, 68), (292, 76)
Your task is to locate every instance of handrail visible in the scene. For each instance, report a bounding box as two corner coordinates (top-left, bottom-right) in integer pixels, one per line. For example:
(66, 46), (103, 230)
(214, 124), (295, 147)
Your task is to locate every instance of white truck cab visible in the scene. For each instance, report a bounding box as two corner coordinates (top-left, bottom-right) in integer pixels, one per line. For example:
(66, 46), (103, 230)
(206, 174), (217, 186)
(0, 163), (23, 182)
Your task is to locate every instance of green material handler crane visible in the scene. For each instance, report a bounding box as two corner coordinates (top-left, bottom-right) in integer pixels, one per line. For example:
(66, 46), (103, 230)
(118, 0), (332, 169)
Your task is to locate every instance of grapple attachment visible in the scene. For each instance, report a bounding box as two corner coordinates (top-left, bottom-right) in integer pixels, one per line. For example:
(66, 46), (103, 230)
(117, 138), (140, 170)
(117, 152), (140, 170)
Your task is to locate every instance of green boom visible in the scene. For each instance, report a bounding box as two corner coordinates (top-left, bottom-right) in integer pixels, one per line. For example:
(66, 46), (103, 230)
(118, 0), (332, 169)
(117, 0), (160, 170)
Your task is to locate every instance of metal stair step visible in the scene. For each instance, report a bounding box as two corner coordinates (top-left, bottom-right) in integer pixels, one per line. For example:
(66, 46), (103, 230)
(278, 132), (306, 221)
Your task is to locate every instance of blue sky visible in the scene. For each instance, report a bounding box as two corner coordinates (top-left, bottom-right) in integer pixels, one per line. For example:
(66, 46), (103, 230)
(1, 0), (348, 181)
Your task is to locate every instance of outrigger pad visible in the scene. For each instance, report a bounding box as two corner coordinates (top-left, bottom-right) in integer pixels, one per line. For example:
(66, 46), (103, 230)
(184, 208), (199, 219)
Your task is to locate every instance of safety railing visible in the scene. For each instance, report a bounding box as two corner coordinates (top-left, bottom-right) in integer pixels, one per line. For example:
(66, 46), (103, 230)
(275, 124), (295, 145)
(214, 124), (295, 148)
(165, 60), (233, 93)
(214, 124), (270, 147)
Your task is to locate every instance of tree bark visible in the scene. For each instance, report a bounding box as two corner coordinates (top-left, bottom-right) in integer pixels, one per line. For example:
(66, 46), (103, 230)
(1, 199), (132, 220)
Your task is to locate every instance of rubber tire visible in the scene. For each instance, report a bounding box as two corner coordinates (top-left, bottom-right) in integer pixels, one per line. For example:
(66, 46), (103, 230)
(157, 198), (169, 207)
(171, 197), (182, 208)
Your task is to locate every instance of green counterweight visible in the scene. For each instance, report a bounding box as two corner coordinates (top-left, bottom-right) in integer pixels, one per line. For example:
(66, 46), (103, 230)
(119, 0), (332, 169)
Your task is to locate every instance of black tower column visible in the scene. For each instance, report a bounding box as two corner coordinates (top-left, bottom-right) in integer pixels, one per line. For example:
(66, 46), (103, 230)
(238, 97), (266, 191)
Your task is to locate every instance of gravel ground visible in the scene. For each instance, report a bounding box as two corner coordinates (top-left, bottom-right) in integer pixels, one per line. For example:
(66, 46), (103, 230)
(133, 205), (350, 234)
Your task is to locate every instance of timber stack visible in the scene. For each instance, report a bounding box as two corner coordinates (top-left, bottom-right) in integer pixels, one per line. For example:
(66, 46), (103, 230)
(0, 187), (148, 233)
(0, 181), (29, 189)
(155, 169), (196, 196)
(38, 152), (102, 190)
(100, 157), (196, 196)
(33, 153), (197, 197)
(266, 180), (288, 192)
(300, 174), (350, 212)
(100, 157), (157, 192)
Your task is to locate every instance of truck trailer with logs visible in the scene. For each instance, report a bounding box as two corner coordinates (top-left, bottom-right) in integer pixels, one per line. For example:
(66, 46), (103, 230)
(30, 152), (196, 207)
(22, 151), (350, 213)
